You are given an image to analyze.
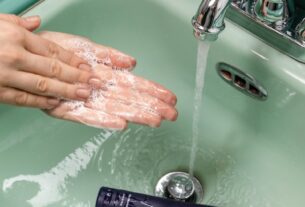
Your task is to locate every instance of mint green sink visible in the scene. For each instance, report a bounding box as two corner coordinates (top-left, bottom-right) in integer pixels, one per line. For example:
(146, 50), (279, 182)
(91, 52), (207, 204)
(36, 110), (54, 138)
(0, 0), (39, 14)
(1, 0), (305, 206)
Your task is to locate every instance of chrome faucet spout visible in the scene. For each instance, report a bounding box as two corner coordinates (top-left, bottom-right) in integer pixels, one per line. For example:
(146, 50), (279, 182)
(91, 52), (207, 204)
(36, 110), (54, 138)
(192, 0), (232, 41)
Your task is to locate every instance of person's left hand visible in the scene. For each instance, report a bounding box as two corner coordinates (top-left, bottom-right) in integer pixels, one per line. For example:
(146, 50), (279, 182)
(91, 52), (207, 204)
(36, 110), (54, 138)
(38, 32), (178, 129)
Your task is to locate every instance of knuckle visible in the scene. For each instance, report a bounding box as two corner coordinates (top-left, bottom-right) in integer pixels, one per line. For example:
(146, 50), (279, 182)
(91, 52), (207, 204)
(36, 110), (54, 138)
(70, 54), (85, 67)
(47, 42), (59, 58)
(66, 52), (75, 65)
(0, 48), (25, 65)
(0, 71), (9, 86)
(7, 14), (20, 25)
(3, 26), (24, 42)
(35, 97), (47, 109)
(10, 50), (24, 65)
(63, 85), (72, 99)
(76, 70), (89, 82)
(14, 31), (25, 43)
(15, 92), (28, 106)
(0, 17), (24, 40)
(49, 60), (62, 78)
(36, 78), (48, 93)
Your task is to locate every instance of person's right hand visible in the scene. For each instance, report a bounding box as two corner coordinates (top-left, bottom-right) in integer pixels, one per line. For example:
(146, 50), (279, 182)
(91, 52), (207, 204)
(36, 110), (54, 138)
(0, 14), (100, 109)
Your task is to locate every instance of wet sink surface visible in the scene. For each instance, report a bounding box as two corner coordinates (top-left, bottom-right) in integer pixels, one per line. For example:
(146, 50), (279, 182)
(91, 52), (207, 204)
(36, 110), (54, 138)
(1, 0), (305, 206)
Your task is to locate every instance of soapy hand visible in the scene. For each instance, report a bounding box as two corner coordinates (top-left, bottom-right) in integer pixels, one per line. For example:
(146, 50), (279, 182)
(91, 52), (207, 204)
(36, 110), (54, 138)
(38, 32), (178, 129)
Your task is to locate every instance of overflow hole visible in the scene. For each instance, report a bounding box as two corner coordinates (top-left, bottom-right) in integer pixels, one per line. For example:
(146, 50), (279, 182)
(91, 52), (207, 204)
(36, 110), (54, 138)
(234, 75), (246, 89)
(220, 70), (232, 81)
(249, 84), (260, 95)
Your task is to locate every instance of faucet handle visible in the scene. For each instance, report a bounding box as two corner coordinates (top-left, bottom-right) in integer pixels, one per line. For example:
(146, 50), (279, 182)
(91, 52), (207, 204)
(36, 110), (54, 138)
(253, 0), (294, 30)
(296, 18), (305, 44)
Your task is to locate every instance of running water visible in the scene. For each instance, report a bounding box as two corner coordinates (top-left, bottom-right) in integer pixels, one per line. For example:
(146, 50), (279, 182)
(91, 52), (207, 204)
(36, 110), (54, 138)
(189, 41), (210, 175)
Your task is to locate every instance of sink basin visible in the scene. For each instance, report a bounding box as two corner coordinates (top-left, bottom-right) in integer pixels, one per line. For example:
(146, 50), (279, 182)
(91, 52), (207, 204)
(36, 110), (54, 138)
(1, 0), (305, 206)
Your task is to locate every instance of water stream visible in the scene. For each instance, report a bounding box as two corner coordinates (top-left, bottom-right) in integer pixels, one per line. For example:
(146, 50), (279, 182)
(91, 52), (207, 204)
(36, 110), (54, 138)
(189, 41), (211, 176)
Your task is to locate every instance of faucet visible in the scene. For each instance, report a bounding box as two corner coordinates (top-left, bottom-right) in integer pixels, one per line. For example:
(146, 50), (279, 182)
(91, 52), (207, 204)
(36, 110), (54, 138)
(192, 0), (232, 41)
(192, 0), (296, 41)
(191, 0), (305, 63)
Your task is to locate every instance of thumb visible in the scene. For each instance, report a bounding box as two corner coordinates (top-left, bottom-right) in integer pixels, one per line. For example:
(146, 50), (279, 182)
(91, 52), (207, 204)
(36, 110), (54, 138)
(0, 14), (41, 31)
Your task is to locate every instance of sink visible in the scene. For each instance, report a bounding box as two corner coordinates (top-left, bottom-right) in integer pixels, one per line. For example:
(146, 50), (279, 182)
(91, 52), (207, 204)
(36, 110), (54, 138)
(0, 0), (39, 14)
(1, 0), (305, 206)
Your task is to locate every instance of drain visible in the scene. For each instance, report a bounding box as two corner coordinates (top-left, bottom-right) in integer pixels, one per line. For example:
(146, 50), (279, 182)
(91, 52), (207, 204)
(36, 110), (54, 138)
(217, 62), (268, 101)
(155, 172), (204, 203)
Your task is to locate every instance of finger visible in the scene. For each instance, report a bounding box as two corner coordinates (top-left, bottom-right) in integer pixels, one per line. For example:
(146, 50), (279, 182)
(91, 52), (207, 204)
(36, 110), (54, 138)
(21, 16), (41, 31)
(46, 102), (127, 130)
(20, 52), (100, 86)
(0, 14), (40, 31)
(95, 45), (137, 70)
(3, 70), (92, 100)
(24, 31), (87, 68)
(98, 86), (178, 121)
(86, 96), (162, 127)
(37, 31), (137, 70)
(95, 67), (177, 106)
(0, 87), (60, 109)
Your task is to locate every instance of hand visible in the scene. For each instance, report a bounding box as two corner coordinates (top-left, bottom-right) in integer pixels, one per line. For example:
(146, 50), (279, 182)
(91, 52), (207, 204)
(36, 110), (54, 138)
(0, 14), (99, 109)
(39, 32), (178, 129)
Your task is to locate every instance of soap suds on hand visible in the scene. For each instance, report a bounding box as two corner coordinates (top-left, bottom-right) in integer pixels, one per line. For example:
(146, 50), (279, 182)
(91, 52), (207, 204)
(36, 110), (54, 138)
(61, 39), (140, 128)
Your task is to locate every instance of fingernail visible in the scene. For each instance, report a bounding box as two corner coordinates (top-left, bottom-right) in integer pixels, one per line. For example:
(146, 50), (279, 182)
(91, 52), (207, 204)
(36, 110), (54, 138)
(89, 78), (102, 88)
(130, 57), (137, 66)
(171, 97), (177, 106)
(170, 109), (178, 121)
(47, 99), (60, 106)
(23, 15), (40, 22)
(79, 64), (92, 71)
(76, 88), (91, 99)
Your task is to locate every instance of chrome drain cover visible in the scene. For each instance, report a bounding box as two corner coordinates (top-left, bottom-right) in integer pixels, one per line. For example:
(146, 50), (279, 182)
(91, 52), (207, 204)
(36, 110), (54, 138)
(155, 172), (204, 203)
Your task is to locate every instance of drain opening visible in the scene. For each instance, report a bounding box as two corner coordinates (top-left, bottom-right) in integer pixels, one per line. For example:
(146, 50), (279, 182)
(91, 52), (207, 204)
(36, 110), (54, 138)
(155, 172), (204, 204)
(220, 70), (232, 81)
(249, 84), (260, 95)
(234, 75), (246, 89)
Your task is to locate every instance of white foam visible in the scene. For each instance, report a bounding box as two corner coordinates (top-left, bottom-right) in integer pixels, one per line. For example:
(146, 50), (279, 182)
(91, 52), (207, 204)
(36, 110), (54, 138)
(2, 131), (114, 207)
(61, 39), (110, 121)
(64, 38), (100, 68)
(59, 38), (157, 128)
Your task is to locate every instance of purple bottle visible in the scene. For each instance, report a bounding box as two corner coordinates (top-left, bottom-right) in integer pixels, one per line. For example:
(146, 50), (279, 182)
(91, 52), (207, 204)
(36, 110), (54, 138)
(96, 187), (216, 207)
